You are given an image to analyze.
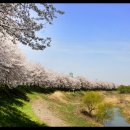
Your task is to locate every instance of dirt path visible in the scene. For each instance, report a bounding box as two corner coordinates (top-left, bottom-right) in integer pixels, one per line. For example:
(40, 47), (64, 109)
(32, 97), (69, 127)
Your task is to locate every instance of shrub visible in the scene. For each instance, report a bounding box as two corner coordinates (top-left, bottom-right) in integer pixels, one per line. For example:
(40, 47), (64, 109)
(83, 91), (103, 116)
(117, 85), (130, 93)
(96, 103), (113, 124)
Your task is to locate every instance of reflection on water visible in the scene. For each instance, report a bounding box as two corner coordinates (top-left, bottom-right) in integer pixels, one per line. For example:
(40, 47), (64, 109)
(104, 108), (130, 127)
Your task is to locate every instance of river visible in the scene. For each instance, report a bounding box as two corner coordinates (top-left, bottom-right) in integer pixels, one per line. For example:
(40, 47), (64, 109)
(104, 108), (130, 127)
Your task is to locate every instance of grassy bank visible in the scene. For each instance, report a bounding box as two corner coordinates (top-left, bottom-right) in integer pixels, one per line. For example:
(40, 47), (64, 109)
(0, 86), (130, 127)
(40, 90), (102, 126)
(0, 86), (47, 127)
(0, 86), (102, 127)
(99, 90), (130, 123)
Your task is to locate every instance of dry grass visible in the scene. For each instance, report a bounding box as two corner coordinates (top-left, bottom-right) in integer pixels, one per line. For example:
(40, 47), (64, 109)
(43, 91), (130, 126)
(98, 91), (130, 123)
(49, 91), (68, 104)
(104, 96), (119, 104)
(41, 90), (102, 126)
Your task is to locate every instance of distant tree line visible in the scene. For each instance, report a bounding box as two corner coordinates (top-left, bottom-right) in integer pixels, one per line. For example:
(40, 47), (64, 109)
(0, 34), (117, 90)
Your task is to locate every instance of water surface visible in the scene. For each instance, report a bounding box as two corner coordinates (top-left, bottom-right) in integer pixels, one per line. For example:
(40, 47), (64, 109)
(105, 108), (130, 127)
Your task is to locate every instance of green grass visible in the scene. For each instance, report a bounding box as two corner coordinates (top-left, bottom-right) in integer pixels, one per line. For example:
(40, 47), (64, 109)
(0, 86), (119, 127)
(14, 93), (46, 126)
(0, 86), (47, 127)
(40, 91), (102, 126)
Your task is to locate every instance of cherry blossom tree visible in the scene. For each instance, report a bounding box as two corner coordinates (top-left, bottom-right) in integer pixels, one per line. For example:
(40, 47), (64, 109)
(25, 61), (48, 87)
(0, 32), (117, 90)
(0, 3), (64, 50)
(76, 76), (92, 90)
(0, 33), (27, 88)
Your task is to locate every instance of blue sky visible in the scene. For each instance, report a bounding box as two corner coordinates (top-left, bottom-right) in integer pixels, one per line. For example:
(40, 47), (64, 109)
(19, 4), (130, 85)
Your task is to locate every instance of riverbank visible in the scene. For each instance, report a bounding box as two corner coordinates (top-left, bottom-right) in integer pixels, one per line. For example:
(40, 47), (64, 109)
(0, 86), (101, 126)
(100, 91), (130, 124)
(0, 86), (130, 127)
